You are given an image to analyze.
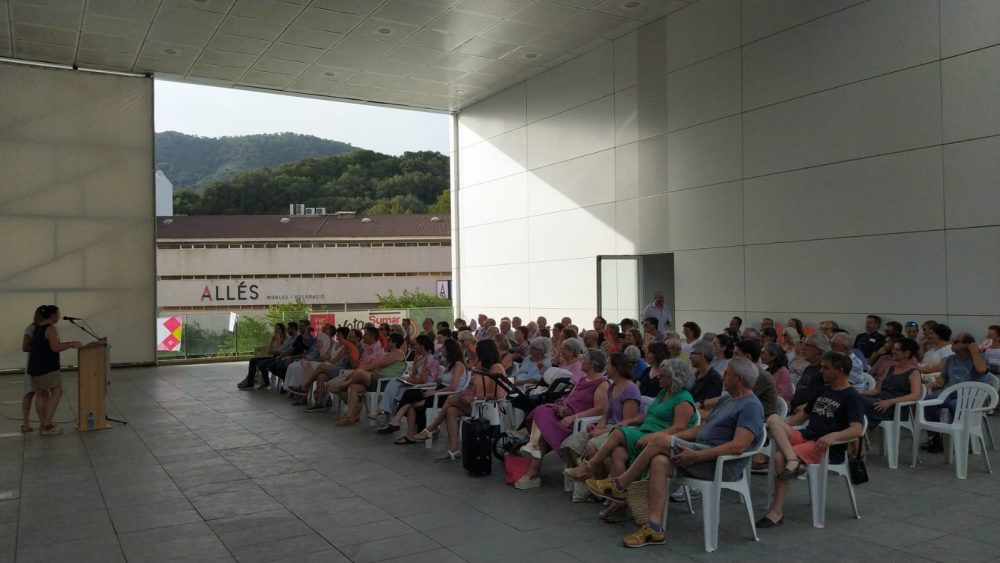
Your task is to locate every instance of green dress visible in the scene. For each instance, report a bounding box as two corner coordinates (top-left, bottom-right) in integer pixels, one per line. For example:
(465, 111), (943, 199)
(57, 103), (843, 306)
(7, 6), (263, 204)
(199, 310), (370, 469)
(618, 389), (697, 463)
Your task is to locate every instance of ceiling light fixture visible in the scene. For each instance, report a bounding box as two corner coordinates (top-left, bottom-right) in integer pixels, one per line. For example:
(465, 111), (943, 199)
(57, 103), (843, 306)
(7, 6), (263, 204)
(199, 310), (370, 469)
(377, 27), (392, 34)
(624, 1), (641, 7)
(162, 48), (177, 55)
(524, 53), (538, 59)
(323, 71), (336, 77)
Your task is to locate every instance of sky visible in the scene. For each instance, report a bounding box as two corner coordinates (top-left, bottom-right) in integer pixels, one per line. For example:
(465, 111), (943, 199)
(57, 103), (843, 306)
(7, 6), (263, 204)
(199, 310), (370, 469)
(153, 80), (451, 156)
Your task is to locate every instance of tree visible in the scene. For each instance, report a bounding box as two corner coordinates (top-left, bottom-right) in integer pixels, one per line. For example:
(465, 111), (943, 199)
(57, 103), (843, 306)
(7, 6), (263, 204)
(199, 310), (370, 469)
(376, 289), (451, 308)
(428, 190), (450, 213)
(173, 188), (201, 215)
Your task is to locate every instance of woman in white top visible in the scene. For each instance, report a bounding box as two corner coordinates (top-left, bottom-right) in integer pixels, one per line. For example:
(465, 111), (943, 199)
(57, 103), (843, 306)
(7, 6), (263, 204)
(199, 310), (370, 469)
(388, 338), (468, 444)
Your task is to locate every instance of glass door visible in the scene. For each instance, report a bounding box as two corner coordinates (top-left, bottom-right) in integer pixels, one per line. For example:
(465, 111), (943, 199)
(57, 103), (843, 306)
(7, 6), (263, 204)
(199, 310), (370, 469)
(597, 256), (640, 324)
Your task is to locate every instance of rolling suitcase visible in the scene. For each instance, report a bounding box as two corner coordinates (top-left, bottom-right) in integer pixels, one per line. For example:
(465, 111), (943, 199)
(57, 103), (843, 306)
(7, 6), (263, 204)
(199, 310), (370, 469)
(462, 406), (494, 476)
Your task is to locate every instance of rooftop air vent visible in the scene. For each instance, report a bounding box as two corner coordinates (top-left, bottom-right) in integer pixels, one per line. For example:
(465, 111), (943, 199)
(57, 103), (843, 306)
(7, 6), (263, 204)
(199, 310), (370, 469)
(360, 217), (372, 223)
(430, 216), (441, 222)
(279, 217), (291, 223)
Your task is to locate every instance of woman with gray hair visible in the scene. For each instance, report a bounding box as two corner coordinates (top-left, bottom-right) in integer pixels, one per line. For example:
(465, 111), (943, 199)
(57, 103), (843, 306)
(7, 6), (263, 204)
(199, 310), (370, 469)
(514, 337), (553, 386)
(516, 348), (610, 489)
(564, 359), (698, 492)
(557, 337), (588, 383)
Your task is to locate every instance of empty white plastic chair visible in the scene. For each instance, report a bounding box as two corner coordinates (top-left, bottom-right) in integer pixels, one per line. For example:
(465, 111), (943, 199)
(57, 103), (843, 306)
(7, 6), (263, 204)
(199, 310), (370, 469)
(667, 428), (768, 553)
(914, 381), (997, 479)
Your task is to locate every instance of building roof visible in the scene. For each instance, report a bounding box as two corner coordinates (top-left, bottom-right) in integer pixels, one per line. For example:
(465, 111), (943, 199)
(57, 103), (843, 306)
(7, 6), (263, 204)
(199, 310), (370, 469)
(157, 214), (451, 241)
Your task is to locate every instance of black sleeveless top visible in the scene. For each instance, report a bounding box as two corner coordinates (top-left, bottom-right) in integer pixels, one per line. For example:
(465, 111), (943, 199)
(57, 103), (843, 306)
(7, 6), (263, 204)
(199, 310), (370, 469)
(27, 323), (60, 376)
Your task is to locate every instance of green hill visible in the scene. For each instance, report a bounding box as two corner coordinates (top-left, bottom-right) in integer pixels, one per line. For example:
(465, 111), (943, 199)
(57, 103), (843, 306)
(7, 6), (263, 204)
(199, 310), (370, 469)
(173, 148), (451, 216)
(155, 131), (356, 191)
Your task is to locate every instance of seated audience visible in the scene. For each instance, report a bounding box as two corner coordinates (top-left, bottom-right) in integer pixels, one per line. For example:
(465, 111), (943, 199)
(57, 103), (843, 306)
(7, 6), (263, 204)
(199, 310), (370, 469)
(636, 343), (669, 398)
(564, 359), (696, 500)
(903, 320), (920, 341)
(762, 343), (793, 404)
(724, 316), (742, 339)
(373, 334), (438, 427)
(983, 324), (1000, 372)
(710, 333), (733, 375)
(556, 337), (587, 382)
(330, 330), (404, 426)
(388, 338), (468, 444)
(285, 323), (336, 399)
(786, 318), (804, 338)
(757, 351), (865, 528)
(413, 339), (507, 460)
(561, 353), (642, 476)
(680, 322), (701, 355)
(759, 327), (778, 345)
(860, 337), (921, 429)
(854, 314), (886, 361)
(514, 337), (552, 386)
(688, 340), (723, 405)
(867, 333), (905, 379)
(790, 334), (831, 413)
(267, 319), (309, 387)
(781, 327), (805, 374)
(921, 331), (990, 452)
(603, 325), (623, 354)
(309, 328), (361, 410)
(625, 344), (649, 381)
(819, 320), (839, 339)
(513, 326), (531, 360)
(239, 322), (288, 390)
(515, 349), (610, 489)
(493, 333), (515, 372)
(585, 358), (765, 548)
(727, 339), (780, 418)
(642, 318), (659, 349)
(919, 323), (954, 375)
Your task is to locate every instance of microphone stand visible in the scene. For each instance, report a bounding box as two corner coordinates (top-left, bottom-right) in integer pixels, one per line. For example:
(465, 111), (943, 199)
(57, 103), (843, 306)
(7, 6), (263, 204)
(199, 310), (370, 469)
(67, 319), (128, 426)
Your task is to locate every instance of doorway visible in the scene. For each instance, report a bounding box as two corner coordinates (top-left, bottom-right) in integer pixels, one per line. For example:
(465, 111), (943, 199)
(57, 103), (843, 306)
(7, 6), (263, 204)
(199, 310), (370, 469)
(597, 253), (675, 325)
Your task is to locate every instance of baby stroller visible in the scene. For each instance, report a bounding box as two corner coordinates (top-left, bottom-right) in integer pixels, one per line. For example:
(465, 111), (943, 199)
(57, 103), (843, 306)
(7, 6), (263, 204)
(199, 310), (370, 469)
(480, 367), (576, 460)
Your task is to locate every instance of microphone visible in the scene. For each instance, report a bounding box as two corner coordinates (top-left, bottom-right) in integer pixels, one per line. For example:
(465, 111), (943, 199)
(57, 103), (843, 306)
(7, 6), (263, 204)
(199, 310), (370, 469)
(63, 316), (83, 321)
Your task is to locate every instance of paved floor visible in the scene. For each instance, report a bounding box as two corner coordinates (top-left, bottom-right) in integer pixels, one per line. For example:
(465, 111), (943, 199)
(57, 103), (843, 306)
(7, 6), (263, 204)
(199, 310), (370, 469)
(2, 362), (999, 562)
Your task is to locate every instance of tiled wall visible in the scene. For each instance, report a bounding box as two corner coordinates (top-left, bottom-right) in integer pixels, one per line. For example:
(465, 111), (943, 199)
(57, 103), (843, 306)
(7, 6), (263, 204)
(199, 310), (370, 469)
(455, 0), (1000, 336)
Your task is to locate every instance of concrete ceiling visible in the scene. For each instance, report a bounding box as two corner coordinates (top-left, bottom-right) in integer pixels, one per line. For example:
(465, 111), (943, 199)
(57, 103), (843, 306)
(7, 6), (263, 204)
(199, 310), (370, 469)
(0, 0), (692, 112)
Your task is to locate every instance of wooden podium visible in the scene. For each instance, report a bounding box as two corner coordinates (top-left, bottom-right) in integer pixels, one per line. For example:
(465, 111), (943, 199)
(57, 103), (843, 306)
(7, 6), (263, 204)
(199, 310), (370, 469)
(77, 341), (111, 431)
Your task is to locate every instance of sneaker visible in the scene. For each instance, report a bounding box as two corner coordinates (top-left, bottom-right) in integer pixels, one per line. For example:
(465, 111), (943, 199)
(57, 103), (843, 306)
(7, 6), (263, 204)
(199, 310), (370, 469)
(670, 487), (700, 503)
(514, 476), (541, 490)
(750, 461), (769, 474)
(585, 478), (626, 502)
(305, 404), (326, 413)
(622, 524), (665, 548)
(519, 444), (542, 459)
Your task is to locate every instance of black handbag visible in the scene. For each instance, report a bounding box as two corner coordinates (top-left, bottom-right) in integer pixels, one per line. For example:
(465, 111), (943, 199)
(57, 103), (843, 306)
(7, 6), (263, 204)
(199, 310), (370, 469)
(848, 435), (869, 485)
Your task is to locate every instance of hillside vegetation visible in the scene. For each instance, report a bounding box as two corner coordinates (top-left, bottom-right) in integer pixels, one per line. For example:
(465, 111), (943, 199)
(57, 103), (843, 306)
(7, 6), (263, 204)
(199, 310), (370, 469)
(172, 148), (451, 216)
(155, 131), (355, 190)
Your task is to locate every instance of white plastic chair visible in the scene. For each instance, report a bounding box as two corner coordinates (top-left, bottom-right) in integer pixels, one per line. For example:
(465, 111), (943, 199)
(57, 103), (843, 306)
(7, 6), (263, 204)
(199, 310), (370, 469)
(803, 416), (867, 528)
(872, 386), (925, 469)
(862, 373), (876, 391)
(562, 414), (603, 492)
(982, 373), (999, 451)
(914, 381), (997, 479)
(668, 428), (768, 553)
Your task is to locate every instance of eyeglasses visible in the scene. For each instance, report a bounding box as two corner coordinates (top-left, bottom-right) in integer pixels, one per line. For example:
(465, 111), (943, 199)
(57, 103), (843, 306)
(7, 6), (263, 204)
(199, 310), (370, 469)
(892, 347), (904, 352)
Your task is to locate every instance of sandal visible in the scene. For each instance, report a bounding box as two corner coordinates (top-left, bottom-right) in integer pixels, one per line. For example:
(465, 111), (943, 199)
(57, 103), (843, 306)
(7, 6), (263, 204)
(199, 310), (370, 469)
(40, 424), (62, 435)
(20, 424), (33, 433)
(777, 459), (806, 481)
(394, 436), (418, 445)
(413, 428), (439, 441)
(335, 416), (358, 427)
(435, 450), (461, 462)
(378, 424), (401, 435)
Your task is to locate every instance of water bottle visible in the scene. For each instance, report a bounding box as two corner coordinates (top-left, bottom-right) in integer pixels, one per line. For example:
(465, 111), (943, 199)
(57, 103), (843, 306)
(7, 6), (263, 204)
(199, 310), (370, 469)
(87, 412), (95, 430)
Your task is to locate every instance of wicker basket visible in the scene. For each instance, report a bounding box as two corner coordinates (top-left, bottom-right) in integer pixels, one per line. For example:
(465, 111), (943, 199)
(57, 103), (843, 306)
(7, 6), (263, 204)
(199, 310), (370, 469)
(626, 479), (650, 525)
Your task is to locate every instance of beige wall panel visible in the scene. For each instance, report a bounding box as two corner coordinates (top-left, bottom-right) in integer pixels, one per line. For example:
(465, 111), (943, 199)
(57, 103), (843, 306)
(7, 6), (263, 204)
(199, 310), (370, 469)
(526, 43), (613, 123)
(941, 0), (1000, 58)
(942, 45), (1000, 143)
(745, 232), (947, 315)
(740, 0), (865, 44)
(744, 148), (945, 245)
(667, 181), (743, 251)
(527, 150), (615, 216)
(666, 0), (740, 72)
(742, 0), (939, 110)
(943, 136), (1000, 230)
(743, 63), (941, 177)
(673, 246), (745, 312)
(946, 226), (1000, 316)
(458, 83), (526, 148)
(526, 96), (614, 170)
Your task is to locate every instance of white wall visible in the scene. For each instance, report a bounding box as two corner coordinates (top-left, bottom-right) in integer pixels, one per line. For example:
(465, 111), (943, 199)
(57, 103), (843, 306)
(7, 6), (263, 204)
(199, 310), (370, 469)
(0, 62), (155, 369)
(455, 0), (1000, 337)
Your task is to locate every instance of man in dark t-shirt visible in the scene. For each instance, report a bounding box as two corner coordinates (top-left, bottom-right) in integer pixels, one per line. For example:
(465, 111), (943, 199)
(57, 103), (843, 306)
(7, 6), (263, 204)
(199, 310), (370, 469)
(756, 351), (865, 528)
(790, 333), (832, 412)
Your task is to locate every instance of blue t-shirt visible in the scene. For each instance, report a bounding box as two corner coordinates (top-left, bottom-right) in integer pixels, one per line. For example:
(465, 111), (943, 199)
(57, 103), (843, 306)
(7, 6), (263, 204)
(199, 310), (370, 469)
(696, 393), (765, 473)
(941, 355), (987, 386)
(515, 357), (551, 383)
(632, 358), (650, 380)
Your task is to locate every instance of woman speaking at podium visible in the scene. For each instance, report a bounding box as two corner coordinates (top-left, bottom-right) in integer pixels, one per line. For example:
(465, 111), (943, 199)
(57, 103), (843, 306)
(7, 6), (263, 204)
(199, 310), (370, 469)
(27, 305), (81, 435)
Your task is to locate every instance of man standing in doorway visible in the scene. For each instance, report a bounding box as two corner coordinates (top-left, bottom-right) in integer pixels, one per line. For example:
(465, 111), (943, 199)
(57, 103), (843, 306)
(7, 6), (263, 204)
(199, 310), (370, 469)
(641, 291), (672, 339)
